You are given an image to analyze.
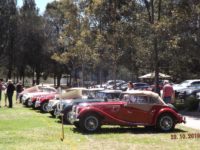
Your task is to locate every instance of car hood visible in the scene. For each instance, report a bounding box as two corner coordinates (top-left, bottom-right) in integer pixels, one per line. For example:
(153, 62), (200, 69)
(24, 92), (50, 97)
(78, 101), (125, 107)
(40, 93), (57, 99)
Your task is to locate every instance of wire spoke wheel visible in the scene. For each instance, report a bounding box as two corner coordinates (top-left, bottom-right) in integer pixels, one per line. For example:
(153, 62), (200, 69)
(158, 114), (175, 132)
(80, 114), (100, 133)
(41, 102), (48, 112)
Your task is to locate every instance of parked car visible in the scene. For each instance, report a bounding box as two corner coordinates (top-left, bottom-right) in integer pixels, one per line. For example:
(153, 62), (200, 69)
(59, 99), (106, 123)
(133, 82), (151, 90)
(33, 93), (58, 111)
(21, 86), (57, 106)
(27, 95), (46, 108)
(173, 79), (200, 97)
(196, 92), (200, 100)
(54, 88), (104, 117)
(69, 90), (185, 133)
(178, 86), (200, 100)
(116, 82), (128, 91)
(19, 85), (44, 103)
(56, 89), (119, 123)
(105, 80), (126, 89)
(46, 87), (87, 116)
(117, 82), (151, 91)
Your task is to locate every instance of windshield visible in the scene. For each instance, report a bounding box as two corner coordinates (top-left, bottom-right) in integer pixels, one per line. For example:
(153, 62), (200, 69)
(120, 94), (159, 104)
(96, 92), (121, 99)
(82, 90), (100, 99)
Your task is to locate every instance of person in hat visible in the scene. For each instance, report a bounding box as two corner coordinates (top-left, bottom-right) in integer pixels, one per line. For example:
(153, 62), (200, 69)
(16, 81), (23, 103)
(6, 80), (15, 108)
(162, 80), (174, 104)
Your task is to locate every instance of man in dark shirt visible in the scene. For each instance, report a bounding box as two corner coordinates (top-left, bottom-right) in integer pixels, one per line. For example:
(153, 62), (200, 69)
(7, 80), (15, 108)
(16, 81), (23, 103)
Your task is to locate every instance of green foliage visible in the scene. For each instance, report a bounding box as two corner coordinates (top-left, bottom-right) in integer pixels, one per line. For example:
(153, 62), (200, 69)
(184, 97), (200, 111)
(174, 102), (186, 111)
(1, 0), (200, 84)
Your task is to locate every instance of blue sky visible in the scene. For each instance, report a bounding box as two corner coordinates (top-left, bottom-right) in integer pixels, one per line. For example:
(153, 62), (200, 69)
(17, 0), (55, 14)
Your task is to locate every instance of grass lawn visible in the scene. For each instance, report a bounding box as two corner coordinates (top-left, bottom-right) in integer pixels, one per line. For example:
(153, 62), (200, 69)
(0, 93), (200, 150)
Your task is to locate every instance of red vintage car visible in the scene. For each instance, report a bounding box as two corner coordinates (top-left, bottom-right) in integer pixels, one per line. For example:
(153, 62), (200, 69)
(34, 93), (58, 112)
(69, 90), (186, 133)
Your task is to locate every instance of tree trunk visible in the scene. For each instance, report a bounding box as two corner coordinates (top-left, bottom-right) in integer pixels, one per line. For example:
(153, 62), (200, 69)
(69, 74), (72, 87)
(36, 72), (40, 85)
(154, 37), (160, 95)
(143, 0), (161, 94)
(22, 76), (24, 86)
(81, 63), (84, 87)
(57, 73), (62, 87)
(54, 73), (56, 87)
(99, 69), (102, 86)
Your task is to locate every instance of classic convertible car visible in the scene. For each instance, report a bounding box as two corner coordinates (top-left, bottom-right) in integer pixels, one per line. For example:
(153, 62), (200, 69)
(57, 89), (121, 123)
(69, 90), (186, 133)
(21, 86), (57, 106)
(46, 87), (87, 117)
(54, 88), (104, 117)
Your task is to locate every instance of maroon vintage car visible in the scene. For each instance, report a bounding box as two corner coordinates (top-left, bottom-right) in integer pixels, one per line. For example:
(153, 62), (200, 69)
(69, 90), (186, 133)
(34, 93), (58, 112)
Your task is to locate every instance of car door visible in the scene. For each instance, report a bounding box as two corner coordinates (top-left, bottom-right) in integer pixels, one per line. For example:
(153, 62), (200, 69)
(119, 95), (158, 124)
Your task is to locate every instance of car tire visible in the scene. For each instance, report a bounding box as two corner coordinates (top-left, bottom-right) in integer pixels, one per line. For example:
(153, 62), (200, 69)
(79, 113), (101, 133)
(31, 102), (36, 109)
(157, 113), (175, 132)
(74, 122), (80, 128)
(23, 99), (29, 107)
(50, 111), (55, 117)
(41, 102), (48, 113)
(63, 110), (71, 124)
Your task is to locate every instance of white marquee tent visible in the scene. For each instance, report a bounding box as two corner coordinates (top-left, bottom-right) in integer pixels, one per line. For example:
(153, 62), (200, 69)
(139, 72), (171, 79)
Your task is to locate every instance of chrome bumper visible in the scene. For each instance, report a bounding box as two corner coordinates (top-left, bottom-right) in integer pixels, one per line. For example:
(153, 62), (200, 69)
(54, 109), (61, 117)
(68, 111), (79, 124)
(27, 100), (33, 107)
(35, 100), (41, 108)
(22, 97), (29, 104)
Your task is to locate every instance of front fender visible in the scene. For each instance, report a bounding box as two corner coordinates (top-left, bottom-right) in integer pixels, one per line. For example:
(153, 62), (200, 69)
(153, 108), (181, 125)
(41, 99), (49, 103)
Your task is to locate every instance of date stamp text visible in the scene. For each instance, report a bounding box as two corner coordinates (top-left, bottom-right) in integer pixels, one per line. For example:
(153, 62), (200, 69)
(171, 133), (200, 140)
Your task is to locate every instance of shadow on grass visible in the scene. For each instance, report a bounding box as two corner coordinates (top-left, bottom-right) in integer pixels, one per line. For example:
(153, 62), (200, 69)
(31, 108), (49, 114)
(71, 126), (187, 135)
(55, 119), (71, 125)
(48, 115), (56, 119)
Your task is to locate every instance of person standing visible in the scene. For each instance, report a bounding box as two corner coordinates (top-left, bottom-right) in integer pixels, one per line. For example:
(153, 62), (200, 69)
(3, 82), (8, 107)
(126, 81), (134, 91)
(162, 80), (174, 104)
(16, 81), (23, 103)
(6, 80), (15, 108)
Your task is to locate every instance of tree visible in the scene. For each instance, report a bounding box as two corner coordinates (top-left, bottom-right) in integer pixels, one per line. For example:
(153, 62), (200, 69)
(0, 0), (18, 80)
(17, 0), (48, 84)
